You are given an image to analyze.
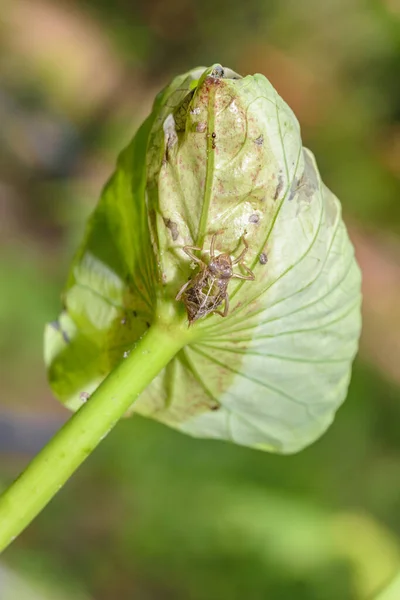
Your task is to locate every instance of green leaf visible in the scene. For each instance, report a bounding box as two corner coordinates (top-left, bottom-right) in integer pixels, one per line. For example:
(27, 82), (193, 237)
(374, 573), (400, 600)
(45, 64), (362, 453)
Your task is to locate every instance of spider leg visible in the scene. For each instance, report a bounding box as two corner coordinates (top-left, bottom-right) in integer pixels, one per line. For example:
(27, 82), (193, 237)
(175, 280), (190, 301)
(232, 235), (249, 265)
(232, 265), (255, 280)
(183, 246), (205, 266)
(213, 294), (230, 317)
(210, 229), (225, 258)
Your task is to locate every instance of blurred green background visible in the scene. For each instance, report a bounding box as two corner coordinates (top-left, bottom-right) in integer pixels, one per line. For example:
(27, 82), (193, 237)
(1, 0), (400, 598)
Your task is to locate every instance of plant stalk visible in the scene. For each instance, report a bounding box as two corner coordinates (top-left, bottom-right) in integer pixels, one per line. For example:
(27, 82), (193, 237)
(0, 321), (186, 553)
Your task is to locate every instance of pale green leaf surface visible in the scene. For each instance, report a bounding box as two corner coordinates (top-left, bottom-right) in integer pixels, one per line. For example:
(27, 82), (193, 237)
(375, 573), (400, 600)
(45, 65), (362, 453)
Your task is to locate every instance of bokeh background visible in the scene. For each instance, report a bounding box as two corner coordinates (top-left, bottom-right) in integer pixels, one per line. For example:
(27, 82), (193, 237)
(1, 0), (400, 598)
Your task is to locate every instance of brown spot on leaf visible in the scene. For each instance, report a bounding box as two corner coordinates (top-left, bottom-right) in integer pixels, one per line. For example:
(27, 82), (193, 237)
(163, 218), (179, 241)
(288, 179), (298, 201)
(298, 151), (319, 198)
(289, 151), (319, 207)
(274, 175), (284, 200)
(205, 75), (222, 88)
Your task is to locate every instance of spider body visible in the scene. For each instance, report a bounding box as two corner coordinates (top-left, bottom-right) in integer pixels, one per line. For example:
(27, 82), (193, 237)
(176, 232), (255, 325)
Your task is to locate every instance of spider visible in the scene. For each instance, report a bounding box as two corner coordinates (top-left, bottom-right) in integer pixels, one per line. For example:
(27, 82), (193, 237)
(176, 231), (255, 325)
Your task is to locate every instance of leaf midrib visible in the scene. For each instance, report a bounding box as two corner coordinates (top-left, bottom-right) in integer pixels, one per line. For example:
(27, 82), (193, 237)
(196, 84), (216, 246)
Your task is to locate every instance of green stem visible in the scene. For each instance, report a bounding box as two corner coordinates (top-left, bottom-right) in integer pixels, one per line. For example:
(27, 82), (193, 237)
(0, 320), (187, 553)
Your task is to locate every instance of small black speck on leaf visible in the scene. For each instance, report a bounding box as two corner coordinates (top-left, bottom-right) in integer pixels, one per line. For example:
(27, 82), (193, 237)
(259, 252), (268, 265)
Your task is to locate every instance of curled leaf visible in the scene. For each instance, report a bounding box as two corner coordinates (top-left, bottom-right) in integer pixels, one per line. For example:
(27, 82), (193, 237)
(45, 65), (362, 453)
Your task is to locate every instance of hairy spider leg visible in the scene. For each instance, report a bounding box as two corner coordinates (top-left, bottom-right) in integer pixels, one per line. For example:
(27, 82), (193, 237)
(182, 245), (205, 267)
(231, 236), (255, 280)
(232, 266), (255, 281)
(213, 294), (230, 317)
(232, 235), (249, 265)
(210, 229), (225, 258)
